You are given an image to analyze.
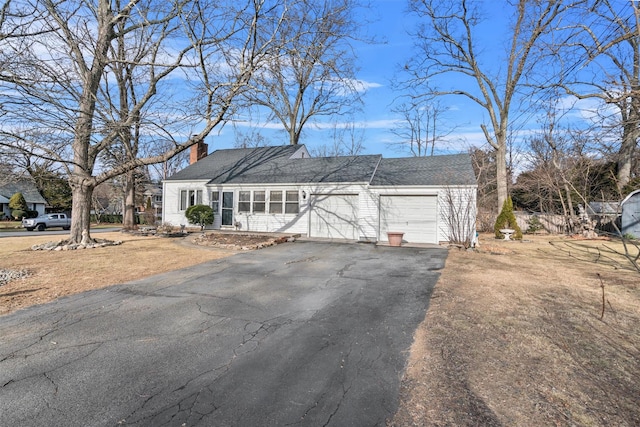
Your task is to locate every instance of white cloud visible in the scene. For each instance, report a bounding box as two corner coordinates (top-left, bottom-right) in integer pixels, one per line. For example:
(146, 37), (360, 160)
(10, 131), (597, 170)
(350, 79), (383, 93)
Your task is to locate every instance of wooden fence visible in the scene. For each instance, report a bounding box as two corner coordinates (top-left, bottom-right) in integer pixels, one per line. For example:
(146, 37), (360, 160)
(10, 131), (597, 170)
(514, 212), (568, 234)
(513, 211), (620, 235)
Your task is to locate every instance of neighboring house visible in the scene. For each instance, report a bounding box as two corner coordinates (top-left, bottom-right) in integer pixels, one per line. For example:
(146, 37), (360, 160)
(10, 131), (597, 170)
(163, 144), (477, 244)
(139, 185), (163, 220)
(0, 177), (47, 219)
(621, 189), (640, 238)
(587, 201), (620, 216)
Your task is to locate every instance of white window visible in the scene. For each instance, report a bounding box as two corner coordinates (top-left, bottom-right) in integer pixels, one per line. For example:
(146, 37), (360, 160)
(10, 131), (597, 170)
(269, 191), (283, 213)
(253, 191), (266, 213)
(180, 189), (202, 210)
(285, 191), (299, 214)
(211, 191), (220, 214)
(238, 191), (251, 213)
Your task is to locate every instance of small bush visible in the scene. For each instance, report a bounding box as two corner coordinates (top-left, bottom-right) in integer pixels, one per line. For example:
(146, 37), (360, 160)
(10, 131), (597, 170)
(9, 192), (28, 212)
(143, 198), (156, 226)
(526, 215), (544, 234)
(494, 196), (523, 239)
(185, 204), (214, 231)
(11, 209), (25, 220)
(156, 223), (176, 234)
(91, 213), (123, 224)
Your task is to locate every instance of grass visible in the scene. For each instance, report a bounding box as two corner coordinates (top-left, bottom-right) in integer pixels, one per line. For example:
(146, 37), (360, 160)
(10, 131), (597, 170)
(0, 231), (235, 315)
(391, 234), (640, 426)
(0, 221), (22, 230)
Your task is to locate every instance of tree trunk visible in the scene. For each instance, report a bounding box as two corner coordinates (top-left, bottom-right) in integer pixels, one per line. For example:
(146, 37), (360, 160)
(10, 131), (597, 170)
(69, 176), (95, 244)
(617, 118), (637, 192)
(495, 142), (508, 212)
(563, 182), (576, 227)
(122, 170), (137, 230)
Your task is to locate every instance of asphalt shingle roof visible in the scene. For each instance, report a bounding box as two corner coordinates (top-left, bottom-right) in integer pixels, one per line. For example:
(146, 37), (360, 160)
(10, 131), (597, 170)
(166, 145), (476, 187)
(0, 177), (47, 204)
(370, 153), (477, 186)
(214, 155), (382, 184)
(166, 145), (301, 181)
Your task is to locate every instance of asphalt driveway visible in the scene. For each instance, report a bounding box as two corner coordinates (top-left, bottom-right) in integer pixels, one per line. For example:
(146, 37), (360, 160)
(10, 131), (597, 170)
(0, 241), (447, 426)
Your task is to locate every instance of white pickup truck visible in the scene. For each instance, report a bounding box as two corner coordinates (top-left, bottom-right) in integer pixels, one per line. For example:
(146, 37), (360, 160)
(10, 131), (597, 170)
(22, 213), (71, 231)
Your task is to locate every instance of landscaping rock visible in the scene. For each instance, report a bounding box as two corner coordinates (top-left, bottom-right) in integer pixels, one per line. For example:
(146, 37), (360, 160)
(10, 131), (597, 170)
(192, 232), (295, 251)
(31, 238), (123, 251)
(0, 268), (30, 287)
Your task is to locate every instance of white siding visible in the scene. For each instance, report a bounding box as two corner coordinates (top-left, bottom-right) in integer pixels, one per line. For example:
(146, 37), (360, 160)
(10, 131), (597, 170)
(209, 185), (309, 234)
(163, 179), (477, 244)
(162, 180), (210, 226)
(309, 194), (359, 239)
(358, 189), (379, 241)
(438, 187), (477, 245)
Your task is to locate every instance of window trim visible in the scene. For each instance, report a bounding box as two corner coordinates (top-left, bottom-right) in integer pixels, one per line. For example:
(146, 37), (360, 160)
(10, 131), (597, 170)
(211, 191), (220, 215)
(269, 190), (283, 214)
(253, 190), (266, 213)
(238, 190), (251, 213)
(285, 190), (299, 214)
(179, 189), (203, 211)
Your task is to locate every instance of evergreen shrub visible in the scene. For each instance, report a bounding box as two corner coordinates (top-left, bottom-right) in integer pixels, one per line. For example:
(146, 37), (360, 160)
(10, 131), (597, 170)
(494, 196), (523, 239)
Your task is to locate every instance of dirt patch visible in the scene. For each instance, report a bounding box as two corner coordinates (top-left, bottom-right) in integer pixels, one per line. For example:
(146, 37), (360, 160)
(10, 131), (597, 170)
(192, 232), (293, 250)
(390, 234), (640, 426)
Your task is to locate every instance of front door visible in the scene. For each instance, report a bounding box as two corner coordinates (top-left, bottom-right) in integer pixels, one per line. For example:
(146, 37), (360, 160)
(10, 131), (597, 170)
(222, 191), (234, 226)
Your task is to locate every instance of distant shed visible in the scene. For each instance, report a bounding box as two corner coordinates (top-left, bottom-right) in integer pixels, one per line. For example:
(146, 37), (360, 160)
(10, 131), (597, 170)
(621, 189), (640, 238)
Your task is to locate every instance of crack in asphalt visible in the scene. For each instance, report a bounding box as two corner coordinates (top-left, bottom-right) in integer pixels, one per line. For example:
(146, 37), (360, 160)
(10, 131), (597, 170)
(117, 315), (297, 425)
(336, 260), (357, 277)
(1, 242), (446, 426)
(285, 256), (319, 264)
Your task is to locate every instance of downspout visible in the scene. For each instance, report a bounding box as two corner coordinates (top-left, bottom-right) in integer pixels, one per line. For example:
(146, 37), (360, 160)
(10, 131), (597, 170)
(369, 155), (383, 185)
(367, 155), (383, 243)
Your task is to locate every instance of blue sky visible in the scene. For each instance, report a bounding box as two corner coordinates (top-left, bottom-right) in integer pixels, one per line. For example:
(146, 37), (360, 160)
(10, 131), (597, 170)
(206, 0), (601, 159)
(206, 0), (449, 157)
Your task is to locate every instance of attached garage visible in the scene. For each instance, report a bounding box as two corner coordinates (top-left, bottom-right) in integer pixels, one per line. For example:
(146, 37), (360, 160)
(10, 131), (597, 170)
(379, 195), (438, 244)
(309, 194), (359, 239)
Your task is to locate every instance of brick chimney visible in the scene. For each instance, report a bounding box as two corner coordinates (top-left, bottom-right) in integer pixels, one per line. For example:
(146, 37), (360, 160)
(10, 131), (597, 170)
(189, 141), (208, 164)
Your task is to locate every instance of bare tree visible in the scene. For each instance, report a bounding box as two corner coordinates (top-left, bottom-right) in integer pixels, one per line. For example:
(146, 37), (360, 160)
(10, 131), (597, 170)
(515, 120), (619, 231)
(0, 0), (286, 243)
(554, 0), (640, 191)
(390, 98), (453, 156)
(405, 0), (583, 212)
(441, 186), (476, 248)
(469, 146), (497, 231)
(144, 140), (189, 182)
(311, 120), (365, 157)
(242, 0), (364, 145)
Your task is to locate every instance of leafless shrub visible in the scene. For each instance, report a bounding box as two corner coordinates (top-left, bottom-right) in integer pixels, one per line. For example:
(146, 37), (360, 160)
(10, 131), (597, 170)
(442, 187), (477, 248)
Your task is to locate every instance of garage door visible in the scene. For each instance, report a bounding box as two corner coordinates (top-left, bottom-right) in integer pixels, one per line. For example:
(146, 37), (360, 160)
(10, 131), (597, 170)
(309, 194), (359, 239)
(379, 195), (437, 243)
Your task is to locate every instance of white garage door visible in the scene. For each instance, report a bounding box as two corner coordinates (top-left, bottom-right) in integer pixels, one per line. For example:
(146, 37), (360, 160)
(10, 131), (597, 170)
(309, 194), (359, 240)
(379, 195), (438, 244)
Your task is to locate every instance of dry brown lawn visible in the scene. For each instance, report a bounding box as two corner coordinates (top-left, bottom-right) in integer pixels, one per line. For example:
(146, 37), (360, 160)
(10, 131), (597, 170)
(1, 231), (639, 425)
(0, 232), (238, 316)
(391, 234), (640, 426)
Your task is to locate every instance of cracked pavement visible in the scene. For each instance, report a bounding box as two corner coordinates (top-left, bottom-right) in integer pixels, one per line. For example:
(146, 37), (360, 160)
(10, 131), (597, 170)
(0, 241), (447, 426)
